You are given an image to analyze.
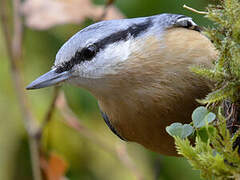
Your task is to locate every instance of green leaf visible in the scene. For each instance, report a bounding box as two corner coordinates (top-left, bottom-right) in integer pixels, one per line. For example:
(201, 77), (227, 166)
(207, 125), (216, 137)
(197, 126), (216, 143)
(197, 127), (209, 143)
(166, 123), (194, 139)
(192, 106), (216, 128)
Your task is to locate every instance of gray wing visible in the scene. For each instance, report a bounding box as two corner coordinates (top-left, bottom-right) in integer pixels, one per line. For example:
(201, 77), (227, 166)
(99, 109), (126, 141)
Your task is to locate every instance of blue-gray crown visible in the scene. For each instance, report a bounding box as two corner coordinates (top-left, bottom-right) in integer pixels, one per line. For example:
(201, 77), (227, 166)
(54, 13), (200, 73)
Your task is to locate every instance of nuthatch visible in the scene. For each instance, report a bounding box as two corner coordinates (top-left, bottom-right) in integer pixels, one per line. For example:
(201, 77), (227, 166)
(26, 13), (217, 156)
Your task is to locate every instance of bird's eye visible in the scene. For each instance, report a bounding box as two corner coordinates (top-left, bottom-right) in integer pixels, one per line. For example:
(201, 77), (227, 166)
(82, 45), (97, 60)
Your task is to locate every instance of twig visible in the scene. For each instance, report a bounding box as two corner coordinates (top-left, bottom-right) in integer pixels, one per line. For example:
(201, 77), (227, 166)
(56, 91), (145, 179)
(12, 0), (23, 60)
(36, 87), (60, 140)
(42, 87), (60, 127)
(115, 143), (144, 180)
(183, 4), (208, 15)
(56, 91), (116, 155)
(0, 0), (13, 60)
(0, 0), (42, 180)
(99, 0), (115, 21)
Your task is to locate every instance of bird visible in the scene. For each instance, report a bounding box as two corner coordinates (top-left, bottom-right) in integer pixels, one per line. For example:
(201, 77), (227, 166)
(26, 13), (217, 156)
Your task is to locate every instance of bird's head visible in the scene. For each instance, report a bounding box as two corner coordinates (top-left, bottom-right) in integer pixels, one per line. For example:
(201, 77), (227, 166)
(26, 14), (200, 92)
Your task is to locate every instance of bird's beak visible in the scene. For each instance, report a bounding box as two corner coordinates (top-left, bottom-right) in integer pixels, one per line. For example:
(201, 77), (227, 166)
(26, 69), (71, 90)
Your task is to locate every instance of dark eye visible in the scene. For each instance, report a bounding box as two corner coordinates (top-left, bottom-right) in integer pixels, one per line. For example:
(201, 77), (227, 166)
(82, 45), (97, 60)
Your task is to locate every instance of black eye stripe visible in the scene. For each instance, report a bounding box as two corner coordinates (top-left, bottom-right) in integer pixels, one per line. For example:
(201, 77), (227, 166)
(82, 45), (98, 60)
(55, 18), (153, 73)
(55, 56), (75, 73)
(175, 17), (201, 32)
(55, 45), (98, 73)
(95, 18), (153, 50)
(55, 15), (201, 74)
(176, 15), (187, 20)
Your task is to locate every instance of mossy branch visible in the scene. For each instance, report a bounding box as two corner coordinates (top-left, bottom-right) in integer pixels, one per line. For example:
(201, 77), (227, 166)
(167, 1), (240, 179)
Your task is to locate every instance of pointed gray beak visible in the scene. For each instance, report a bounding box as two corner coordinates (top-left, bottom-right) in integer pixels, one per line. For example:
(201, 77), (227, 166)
(26, 69), (71, 90)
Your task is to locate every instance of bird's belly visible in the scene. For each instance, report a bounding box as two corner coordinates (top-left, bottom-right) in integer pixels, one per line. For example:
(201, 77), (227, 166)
(98, 99), (197, 156)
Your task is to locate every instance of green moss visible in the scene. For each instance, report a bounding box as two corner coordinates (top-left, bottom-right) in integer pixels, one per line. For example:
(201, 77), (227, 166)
(167, 1), (240, 179)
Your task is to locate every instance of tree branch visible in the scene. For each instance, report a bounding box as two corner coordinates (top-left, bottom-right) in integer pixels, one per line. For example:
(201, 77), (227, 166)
(56, 91), (116, 155)
(98, 0), (116, 21)
(183, 4), (208, 15)
(12, 0), (23, 60)
(56, 91), (145, 180)
(36, 86), (60, 141)
(0, 0), (42, 179)
(115, 143), (144, 180)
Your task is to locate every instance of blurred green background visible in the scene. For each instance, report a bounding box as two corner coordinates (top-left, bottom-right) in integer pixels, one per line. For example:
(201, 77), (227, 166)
(0, 0), (212, 179)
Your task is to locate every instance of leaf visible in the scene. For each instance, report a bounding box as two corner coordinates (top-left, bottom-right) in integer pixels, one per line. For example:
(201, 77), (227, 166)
(20, 0), (124, 30)
(197, 126), (216, 143)
(166, 123), (194, 139)
(197, 127), (209, 143)
(192, 106), (216, 128)
(40, 153), (68, 180)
